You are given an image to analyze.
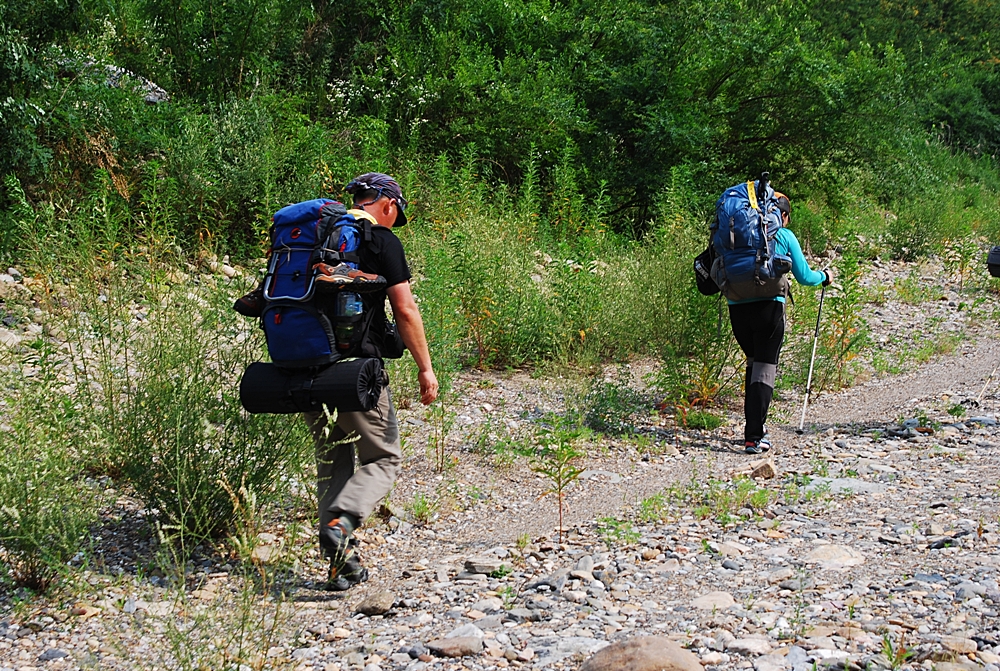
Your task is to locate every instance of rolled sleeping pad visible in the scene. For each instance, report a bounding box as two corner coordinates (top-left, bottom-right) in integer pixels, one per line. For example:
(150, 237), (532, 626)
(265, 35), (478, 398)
(240, 357), (385, 414)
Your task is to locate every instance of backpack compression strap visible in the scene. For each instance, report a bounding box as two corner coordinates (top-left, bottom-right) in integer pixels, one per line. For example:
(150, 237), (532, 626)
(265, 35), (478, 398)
(746, 181), (760, 212)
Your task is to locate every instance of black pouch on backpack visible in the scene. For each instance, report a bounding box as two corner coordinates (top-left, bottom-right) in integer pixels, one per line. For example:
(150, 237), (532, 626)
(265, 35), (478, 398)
(988, 246), (1000, 278)
(694, 245), (720, 296)
(380, 321), (406, 359)
(239, 357), (385, 414)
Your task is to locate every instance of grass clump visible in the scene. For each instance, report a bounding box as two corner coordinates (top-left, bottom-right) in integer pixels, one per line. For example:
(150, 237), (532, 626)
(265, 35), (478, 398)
(685, 411), (723, 431)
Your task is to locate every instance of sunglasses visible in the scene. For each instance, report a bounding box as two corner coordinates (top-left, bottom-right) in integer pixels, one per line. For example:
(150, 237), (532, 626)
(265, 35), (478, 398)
(347, 181), (407, 212)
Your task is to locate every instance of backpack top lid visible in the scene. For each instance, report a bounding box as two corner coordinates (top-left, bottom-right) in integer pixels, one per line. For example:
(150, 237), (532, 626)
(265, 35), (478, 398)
(272, 199), (347, 248)
(713, 180), (783, 250)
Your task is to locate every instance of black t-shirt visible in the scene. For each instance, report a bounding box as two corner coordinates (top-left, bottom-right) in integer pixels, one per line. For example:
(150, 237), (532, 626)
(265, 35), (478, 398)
(357, 225), (411, 288)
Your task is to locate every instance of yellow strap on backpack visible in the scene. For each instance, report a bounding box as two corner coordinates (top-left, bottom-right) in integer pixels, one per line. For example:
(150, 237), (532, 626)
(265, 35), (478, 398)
(746, 181), (760, 211)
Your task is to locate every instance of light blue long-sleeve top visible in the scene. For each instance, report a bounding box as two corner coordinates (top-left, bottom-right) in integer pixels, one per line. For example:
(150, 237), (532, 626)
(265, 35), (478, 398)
(728, 227), (826, 305)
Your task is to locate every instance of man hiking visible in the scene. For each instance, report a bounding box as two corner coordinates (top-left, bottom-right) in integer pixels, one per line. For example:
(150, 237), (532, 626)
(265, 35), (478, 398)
(308, 172), (438, 590)
(718, 191), (830, 454)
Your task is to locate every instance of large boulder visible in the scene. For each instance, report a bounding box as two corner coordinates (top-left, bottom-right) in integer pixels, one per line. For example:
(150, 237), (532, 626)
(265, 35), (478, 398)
(579, 636), (702, 671)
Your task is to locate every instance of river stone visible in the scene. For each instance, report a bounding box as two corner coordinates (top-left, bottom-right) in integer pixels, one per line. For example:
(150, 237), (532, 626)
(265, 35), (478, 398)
(768, 568), (795, 584)
(426, 636), (483, 657)
(728, 637), (773, 655)
(754, 653), (789, 671)
(691, 591), (736, 610)
(465, 555), (503, 574)
(356, 590), (395, 615)
(0, 328), (20, 348)
(579, 636), (702, 671)
(805, 544), (865, 569)
(531, 636), (610, 666)
(445, 624), (484, 640)
(38, 649), (69, 661)
(940, 636), (977, 654)
(750, 458), (778, 479)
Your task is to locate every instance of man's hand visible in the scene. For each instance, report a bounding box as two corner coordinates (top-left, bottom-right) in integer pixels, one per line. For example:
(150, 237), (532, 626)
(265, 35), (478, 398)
(822, 268), (834, 286)
(419, 370), (439, 405)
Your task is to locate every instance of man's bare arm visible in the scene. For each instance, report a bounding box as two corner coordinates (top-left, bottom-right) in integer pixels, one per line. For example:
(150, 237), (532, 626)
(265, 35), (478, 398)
(386, 281), (438, 405)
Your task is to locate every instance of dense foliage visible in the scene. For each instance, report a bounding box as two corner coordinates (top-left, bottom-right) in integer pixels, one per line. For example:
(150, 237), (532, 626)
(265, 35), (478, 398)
(2, 0), (998, 231)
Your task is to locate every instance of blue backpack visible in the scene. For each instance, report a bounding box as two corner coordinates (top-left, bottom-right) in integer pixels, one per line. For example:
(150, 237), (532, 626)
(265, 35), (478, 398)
(709, 178), (792, 301)
(261, 199), (379, 368)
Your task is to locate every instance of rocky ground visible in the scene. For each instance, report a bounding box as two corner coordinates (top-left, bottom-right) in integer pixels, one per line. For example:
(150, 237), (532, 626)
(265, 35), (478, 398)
(2, 259), (1000, 671)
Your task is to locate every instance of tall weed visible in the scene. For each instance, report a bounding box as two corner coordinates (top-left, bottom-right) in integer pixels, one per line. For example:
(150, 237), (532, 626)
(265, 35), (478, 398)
(0, 340), (103, 591)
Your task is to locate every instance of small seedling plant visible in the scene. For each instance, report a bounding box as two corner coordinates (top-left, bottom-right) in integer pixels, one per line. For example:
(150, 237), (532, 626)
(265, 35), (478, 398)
(530, 423), (585, 544)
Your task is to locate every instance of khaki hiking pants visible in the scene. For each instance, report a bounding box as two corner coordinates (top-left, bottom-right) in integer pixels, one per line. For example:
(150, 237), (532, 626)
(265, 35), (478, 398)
(304, 386), (402, 529)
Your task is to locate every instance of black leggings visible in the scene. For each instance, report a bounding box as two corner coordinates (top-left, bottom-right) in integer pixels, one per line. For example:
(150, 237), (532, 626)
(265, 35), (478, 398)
(728, 301), (785, 442)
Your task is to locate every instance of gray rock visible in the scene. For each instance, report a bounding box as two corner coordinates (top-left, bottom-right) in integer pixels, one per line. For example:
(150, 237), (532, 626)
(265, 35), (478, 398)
(342, 651), (367, 666)
(691, 591), (736, 610)
(356, 590), (396, 616)
(728, 637), (773, 655)
(722, 559), (741, 571)
(38, 648), (69, 661)
(445, 624), (484, 640)
(529, 567), (569, 591)
(290, 646), (319, 660)
(426, 635), (483, 657)
(465, 555), (504, 574)
(956, 581), (986, 599)
(531, 636), (610, 667)
(786, 646), (809, 667)
(778, 577), (815, 591)
(755, 654), (790, 671)
(505, 607), (543, 623)
(579, 636), (702, 671)
(804, 544), (865, 569)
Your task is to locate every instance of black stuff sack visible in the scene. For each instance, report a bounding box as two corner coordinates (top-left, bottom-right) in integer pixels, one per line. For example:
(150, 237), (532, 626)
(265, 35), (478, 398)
(988, 246), (1000, 278)
(694, 245), (720, 296)
(240, 358), (385, 415)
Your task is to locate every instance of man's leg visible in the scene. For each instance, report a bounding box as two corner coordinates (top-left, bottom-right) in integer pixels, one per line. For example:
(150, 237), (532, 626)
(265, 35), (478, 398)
(306, 408), (355, 530)
(326, 386), (402, 529)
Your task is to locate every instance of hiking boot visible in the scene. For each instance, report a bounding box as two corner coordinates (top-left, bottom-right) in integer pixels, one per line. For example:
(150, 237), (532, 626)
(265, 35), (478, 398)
(313, 262), (381, 285)
(758, 433), (772, 452)
(326, 554), (369, 592)
(744, 440), (764, 455)
(233, 287), (263, 317)
(319, 518), (351, 558)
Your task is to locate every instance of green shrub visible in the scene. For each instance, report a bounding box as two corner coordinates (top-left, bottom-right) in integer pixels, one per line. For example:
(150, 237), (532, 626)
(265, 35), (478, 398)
(583, 374), (648, 436)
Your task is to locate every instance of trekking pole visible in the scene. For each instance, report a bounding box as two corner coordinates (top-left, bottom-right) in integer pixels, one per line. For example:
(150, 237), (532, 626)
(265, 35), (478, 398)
(797, 285), (826, 433)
